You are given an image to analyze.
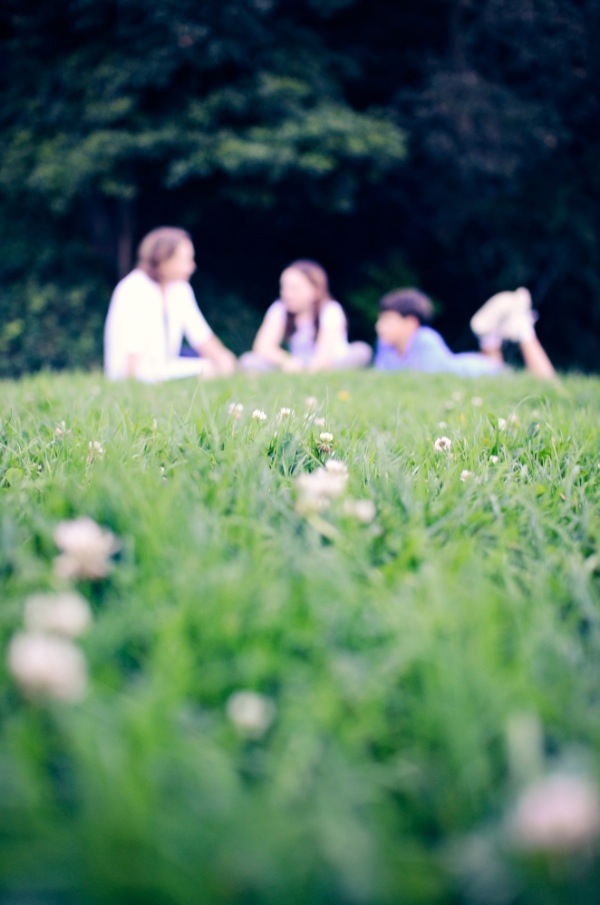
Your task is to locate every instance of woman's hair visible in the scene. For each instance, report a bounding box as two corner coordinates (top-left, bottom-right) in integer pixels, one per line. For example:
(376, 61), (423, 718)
(378, 288), (434, 324)
(137, 227), (191, 282)
(283, 259), (331, 339)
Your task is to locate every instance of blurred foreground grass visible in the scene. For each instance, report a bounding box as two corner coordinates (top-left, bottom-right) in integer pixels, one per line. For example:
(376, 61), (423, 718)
(0, 369), (599, 905)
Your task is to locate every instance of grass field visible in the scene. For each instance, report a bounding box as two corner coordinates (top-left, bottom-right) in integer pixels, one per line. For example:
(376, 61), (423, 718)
(1, 368), (599, 905)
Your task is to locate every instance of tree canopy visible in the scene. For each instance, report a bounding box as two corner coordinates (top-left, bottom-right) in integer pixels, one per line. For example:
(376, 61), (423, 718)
(1, 0), (598, 374)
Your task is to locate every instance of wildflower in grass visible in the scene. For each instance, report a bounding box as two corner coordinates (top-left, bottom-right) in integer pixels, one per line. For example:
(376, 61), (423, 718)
(434, 436), (452, 453)
(295, 463), (349, 516)
(278, 407), (294, 418)
(227, 402), (244, 419)
(490, 455), (499, 464)
(319, 432), (334, 443)
(54, 421), (70, 438)
(460, 470), (474, 482)
(305, 396), (318, 410)
(87, 441), (104, 463)
(226, 690), (276, 738)
(438, 421), (448, 429)
(314, 417), (326, 427)
(8, 632), (88, 702)
(343, 498), (376, 523)
(24, 591), (92, 638)
(324, 458), (347, 475)
(337, 390), (351, 401)
(251, 409), (267, 422)
(509, 773), (600, 855)
(54, 517), (120, 580)
(497, 418), (507, 430)
(471, 396), (483, 407)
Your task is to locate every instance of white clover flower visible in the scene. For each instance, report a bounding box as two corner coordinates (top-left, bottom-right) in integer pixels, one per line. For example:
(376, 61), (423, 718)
(24, 591), (92, 638)
(295, 466), (348, 516)
(305, 396), (318, 410)
(227, 402), (244, 418)
(251, 409), (267, 422)
(509, 773), (600, 854)
(278, 407), (293, 418)
(460, 470), (474, 482)
(471, 396), (484, 407)
(437, 421), (448, 429)
(343, 498), (376, 524)
(54, 421), (70, 438)
(53, 517), (120, 580)
(490, 455), (499, 464)
(497, 418), (508, 431)
(434, 436), (452, 452)
(319, 432), (334, 443)
(8, 632), (88, 702)
(226, 690), (276, 738)
(314, 417), (326, 428)
(324, 459), (348, 475)
(87, 441), (105, 464)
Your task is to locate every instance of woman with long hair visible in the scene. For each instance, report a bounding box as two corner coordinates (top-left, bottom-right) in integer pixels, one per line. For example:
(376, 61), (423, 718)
(241, 259), (371, 372)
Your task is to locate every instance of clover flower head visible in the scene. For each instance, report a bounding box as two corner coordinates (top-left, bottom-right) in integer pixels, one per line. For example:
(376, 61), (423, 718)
(314, 417), (326, 427)
(53, 517), (120, 580)
(471, 396), (483, 407)
(54, 421), (70, 438)
(8, 632), (88, 702)
(343, 498), (376, 524)
(460, 470), (474, 482)
(490, 455), (499, 464)
(509, 773), (600, 854)
(251, 409), (267, 422)
(296, 465), (348, 505)
(228, 402), (244, 418)
(226, 690), (276, 738)
(24, 591), (92, 638)
(319, 432), (334, 443)
(305, 396), (319, 410)
(498, 418), (508, 431)
(434, 436), (452, 452)
(324, 459), (348, 475)
(87, 441), (104, 463)
(278, 407), (294, 419)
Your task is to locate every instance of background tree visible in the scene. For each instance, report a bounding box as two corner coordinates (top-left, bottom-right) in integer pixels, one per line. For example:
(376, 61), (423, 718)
(0, 0), (598, 375)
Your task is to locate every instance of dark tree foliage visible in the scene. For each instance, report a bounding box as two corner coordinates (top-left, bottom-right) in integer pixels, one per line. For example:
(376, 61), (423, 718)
(0, 0), (598, 374)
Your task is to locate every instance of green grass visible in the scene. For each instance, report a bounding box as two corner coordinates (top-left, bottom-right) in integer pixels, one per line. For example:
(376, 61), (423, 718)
(0, 368), (599, 905)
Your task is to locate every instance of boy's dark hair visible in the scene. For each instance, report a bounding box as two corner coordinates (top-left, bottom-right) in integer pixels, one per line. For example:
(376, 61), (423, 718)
(379, 288), (434, 324)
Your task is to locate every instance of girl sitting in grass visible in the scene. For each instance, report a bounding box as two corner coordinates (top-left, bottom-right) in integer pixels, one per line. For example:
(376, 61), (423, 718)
(240, 260), (372, 373)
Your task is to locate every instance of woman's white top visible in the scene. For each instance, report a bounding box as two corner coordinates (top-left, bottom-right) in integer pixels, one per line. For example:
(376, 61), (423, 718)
(104, 269), (213, 382)
(263, 299), (349, 364)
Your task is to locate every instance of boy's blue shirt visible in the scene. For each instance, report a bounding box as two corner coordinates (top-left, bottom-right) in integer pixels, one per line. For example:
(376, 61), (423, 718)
(374, 326), (503, 377)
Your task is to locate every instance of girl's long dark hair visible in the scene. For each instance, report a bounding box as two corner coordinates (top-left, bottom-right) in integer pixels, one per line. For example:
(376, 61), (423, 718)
(283, 260), (332, 340)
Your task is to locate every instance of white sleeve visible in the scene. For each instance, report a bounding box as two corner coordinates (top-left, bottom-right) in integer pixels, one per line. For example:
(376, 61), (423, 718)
(180, 284), (213, 349)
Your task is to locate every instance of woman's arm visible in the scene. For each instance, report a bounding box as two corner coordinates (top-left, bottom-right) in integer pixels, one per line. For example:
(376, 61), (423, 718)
(252, 304), (301, 370)
(196, 334), (237, 375)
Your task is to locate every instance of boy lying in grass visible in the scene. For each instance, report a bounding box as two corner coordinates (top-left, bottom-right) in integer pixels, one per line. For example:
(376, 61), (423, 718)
(374, 287), (556, 379)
